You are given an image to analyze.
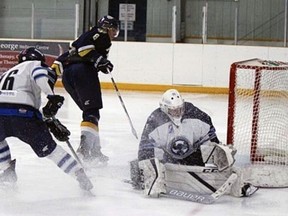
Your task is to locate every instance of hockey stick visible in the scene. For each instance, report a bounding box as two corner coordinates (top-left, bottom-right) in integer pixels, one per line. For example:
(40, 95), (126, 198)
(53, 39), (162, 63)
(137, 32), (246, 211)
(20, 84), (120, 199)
(108, 69), (138, 139)
(66, 139), (84, 168)
(51, 116), (84, 168)
(123, 172), (237, 204)
(162, 173), (237, 204)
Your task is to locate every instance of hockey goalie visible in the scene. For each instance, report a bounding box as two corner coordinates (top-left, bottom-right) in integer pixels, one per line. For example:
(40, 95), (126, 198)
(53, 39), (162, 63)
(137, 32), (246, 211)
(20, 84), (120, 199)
(129, 89), (258, 204)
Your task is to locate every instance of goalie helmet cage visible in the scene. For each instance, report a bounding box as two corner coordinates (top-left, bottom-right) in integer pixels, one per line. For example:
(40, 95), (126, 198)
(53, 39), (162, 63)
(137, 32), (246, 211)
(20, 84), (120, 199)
(227, 58), (288, 187)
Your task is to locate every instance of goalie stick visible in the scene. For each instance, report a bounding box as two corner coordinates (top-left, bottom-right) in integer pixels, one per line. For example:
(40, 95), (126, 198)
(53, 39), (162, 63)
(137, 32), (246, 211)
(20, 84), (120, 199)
(124, 173), (237, 204)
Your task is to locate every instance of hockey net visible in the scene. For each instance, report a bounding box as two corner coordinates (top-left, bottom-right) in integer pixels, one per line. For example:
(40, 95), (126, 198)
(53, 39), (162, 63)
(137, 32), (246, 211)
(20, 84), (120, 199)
(227, 58), (288, 187)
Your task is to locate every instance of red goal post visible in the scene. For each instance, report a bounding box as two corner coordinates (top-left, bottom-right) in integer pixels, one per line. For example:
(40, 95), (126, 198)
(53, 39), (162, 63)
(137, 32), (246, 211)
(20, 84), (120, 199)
(227, 58), (288, 187)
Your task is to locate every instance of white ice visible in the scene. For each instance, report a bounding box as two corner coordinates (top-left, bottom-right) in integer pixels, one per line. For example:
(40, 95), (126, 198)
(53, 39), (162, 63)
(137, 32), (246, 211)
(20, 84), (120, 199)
(1, 88), (287, 216)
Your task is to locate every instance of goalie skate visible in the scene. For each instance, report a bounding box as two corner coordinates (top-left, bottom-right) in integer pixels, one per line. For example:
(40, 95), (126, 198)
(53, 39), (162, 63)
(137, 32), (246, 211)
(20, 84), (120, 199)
(241, 183), (258, 197)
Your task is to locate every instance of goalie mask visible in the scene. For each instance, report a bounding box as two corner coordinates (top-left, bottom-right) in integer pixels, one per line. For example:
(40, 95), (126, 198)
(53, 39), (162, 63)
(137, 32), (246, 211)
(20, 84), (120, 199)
(160, 89), (185, 126)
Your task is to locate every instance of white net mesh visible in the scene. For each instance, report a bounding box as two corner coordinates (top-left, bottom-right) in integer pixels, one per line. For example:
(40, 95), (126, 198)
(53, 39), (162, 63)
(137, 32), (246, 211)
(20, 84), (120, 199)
(227, 59), (288, 187)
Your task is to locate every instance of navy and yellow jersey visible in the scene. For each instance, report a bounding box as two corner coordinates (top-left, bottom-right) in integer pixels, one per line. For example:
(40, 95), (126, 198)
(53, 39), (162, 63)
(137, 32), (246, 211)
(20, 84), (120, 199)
(72, 26), (111, 59)
(138, 102), (220, 166)
(51, 26), (111, 75)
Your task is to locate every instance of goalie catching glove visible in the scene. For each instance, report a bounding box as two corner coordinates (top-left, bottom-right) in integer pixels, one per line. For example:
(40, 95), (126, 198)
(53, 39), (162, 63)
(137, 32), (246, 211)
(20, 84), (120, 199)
(206, 143), (237, 172)
(42, 95), (64, 118)
(213, 143), (236, 171)
(45, 118), (71, 141)
(201, 142), (236, 171)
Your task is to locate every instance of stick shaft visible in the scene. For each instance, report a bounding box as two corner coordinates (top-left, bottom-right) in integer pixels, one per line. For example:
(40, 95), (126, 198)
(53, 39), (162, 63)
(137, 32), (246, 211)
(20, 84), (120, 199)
(109, 71), (138, 139)
(66, 140), (84, 168)
(50, 116), (84, 167)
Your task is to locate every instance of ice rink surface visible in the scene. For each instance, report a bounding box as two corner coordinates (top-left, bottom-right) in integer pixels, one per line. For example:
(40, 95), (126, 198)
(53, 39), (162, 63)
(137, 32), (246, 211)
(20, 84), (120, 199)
(0, 88), (287, 216)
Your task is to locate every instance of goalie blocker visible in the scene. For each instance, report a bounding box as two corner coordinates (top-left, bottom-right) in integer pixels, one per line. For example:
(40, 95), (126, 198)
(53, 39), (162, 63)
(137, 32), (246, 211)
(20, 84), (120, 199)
(130, 143), (258, 203)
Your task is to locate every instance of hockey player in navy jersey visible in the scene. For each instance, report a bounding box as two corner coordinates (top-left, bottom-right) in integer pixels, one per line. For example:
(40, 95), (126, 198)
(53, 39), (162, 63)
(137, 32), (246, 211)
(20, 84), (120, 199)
(51, 15), (120, 165)
(130, 89), (258, 201)
(0, 47), (93, 191)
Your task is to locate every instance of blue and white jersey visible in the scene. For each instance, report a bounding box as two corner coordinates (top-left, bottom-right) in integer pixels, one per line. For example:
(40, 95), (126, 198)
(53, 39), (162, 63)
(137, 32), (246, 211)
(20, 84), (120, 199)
(0, 61), (56, 109)
(138, 102), (220, 165)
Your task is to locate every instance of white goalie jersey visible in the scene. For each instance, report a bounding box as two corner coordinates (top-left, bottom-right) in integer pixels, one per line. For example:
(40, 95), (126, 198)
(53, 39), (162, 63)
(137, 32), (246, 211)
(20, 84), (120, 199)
(138, 102), (220, 166)
(0, 61), (56, 109)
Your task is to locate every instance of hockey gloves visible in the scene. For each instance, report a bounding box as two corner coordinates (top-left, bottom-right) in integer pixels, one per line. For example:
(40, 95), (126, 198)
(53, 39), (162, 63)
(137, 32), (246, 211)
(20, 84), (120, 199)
(95, 56), (113, 74)
(42, 95), (64, 118)
(45, 118), (71, 141)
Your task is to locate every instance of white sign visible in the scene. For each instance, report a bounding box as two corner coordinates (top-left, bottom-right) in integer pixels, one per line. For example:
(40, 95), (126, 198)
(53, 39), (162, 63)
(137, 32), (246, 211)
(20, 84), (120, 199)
(120, 21), (134, 30)
(119, 4), (136, 21)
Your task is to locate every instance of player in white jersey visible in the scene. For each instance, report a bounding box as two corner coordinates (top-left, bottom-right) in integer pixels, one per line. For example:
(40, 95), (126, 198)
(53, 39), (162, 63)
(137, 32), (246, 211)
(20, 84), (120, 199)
(129, 89), (258, 201)
(0, 47), (93, 191)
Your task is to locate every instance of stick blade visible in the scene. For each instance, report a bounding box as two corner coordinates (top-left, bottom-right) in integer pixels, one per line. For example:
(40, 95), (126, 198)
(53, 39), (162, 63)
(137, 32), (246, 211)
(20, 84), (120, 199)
(163, 188), (216, 204)
(132, 128), (138, 139)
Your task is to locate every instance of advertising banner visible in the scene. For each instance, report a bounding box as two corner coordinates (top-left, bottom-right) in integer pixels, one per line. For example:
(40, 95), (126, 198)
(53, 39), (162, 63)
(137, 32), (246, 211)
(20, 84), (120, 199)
(0, 40), (70, 75)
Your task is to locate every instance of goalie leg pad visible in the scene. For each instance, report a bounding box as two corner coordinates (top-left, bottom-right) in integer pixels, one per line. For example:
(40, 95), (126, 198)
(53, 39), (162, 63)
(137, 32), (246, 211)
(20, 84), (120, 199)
(165, 164), (258, 197)
(165, 163), (232, 195)
(139, 158), (166, 197)
(129, 159), (143, 190)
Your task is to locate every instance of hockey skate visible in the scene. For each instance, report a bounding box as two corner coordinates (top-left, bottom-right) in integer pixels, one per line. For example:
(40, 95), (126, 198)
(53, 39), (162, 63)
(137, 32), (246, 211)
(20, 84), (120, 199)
(241, 183), (258, 197)
(0, 159), (17, 185)
(75, 168), (93, 191)
(77, 144), (109, 164)
(90, 147), (109, 163)
(77, 144), (91, 161)
(77, 133), (109, 167)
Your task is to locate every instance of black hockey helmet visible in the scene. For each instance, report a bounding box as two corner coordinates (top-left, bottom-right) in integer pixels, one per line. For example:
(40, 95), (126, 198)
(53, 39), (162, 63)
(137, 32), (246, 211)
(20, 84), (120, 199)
(97, 15), (120, 36)
(18, 47), (46, 63)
